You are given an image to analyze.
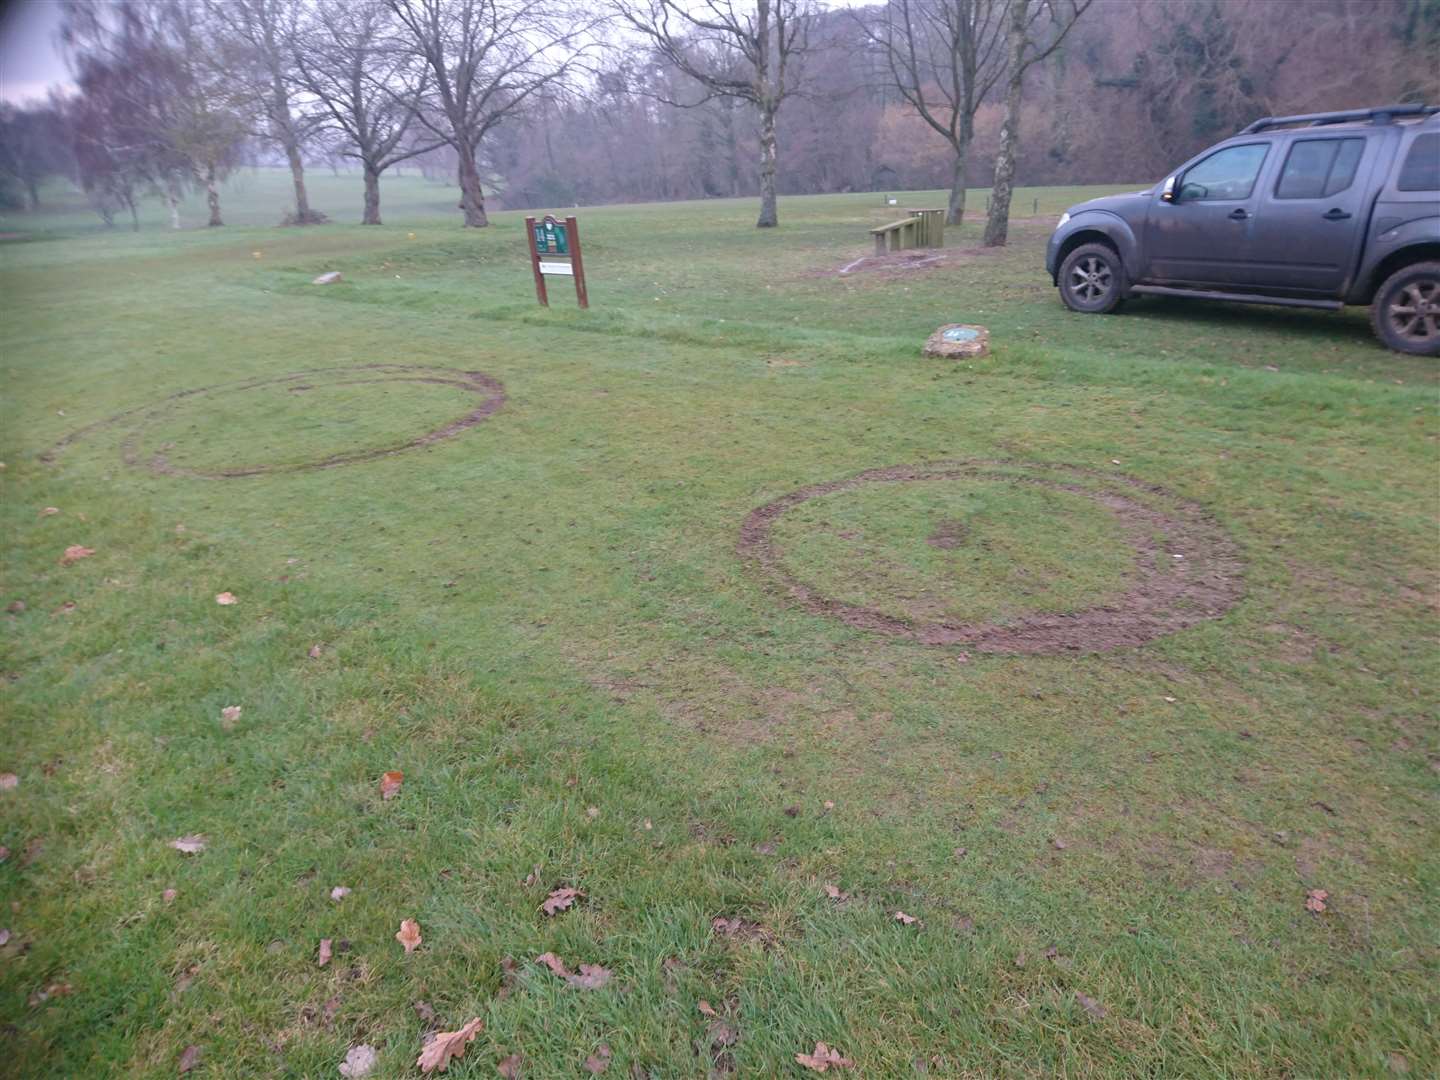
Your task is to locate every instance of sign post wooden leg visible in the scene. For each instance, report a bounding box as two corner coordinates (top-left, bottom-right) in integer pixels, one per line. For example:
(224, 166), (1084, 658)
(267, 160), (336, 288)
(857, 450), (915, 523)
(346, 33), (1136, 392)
(566, 216), (588, 310)
(525, 215), (549, 307)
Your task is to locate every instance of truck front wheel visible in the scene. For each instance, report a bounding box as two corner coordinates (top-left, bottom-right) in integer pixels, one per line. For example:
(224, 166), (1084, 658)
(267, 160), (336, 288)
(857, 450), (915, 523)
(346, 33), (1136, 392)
(1371, 261), (1440, 356)
(1058, 243), (1124, 314)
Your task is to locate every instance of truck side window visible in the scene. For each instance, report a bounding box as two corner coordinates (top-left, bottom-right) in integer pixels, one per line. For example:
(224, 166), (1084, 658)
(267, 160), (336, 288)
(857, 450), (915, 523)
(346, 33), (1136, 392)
(1396, 133), (1440, 191)
(1178, 143), (1269, 201)
(1275, 137), (1365, 199)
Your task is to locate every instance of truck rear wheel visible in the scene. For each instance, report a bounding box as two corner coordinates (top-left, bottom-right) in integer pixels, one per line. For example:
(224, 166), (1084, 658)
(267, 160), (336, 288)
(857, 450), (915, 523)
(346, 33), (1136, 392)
(1058, 243), (1124, 314)
(1371, 261), (1440, 357)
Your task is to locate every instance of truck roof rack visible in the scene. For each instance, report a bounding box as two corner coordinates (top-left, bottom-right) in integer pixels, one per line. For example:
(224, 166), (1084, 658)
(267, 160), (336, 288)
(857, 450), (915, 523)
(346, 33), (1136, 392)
(1239, 104), (1438, 135)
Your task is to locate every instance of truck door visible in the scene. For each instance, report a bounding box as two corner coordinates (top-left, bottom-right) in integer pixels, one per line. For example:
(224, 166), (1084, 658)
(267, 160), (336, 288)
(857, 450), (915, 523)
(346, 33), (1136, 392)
(1144, 141), (1273, 287)
(1247, 134), (1377, 294)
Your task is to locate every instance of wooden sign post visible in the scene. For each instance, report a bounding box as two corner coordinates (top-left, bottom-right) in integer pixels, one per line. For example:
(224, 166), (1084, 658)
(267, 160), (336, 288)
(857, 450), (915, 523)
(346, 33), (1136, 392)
(525, 214), (588, 309)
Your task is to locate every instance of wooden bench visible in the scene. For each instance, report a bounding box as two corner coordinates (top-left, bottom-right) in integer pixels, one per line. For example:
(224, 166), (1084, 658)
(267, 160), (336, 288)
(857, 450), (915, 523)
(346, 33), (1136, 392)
(869, 208), (945, 255)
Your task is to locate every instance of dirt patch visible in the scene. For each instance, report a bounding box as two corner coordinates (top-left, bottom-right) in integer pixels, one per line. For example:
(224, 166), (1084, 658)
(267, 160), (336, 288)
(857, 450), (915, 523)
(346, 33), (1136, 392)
(926, 518), (968, 550)
(43, 364), (505, 479)
(737, 460), (1245, 655)
(814, 246), (1005, 279)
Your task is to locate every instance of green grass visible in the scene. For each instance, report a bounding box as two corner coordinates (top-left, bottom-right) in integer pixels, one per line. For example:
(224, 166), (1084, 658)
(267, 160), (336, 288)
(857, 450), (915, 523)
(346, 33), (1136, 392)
(2, 168), (1437, 1078)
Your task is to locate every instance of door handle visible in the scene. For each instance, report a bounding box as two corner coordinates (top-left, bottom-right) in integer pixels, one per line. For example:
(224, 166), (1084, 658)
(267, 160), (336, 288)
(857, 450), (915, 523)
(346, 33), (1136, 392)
(1228, 208), (1249, 221)
(1322, 208), (1352, 220)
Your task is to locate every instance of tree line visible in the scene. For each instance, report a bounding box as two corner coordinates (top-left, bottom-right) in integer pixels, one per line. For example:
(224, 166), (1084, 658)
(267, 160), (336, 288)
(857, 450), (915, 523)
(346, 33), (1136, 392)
(1, 0), (1435, 246)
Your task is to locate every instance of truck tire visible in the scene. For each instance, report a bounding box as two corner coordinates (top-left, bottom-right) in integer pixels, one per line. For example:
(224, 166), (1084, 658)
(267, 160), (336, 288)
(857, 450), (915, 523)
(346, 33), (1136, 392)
(1058, 243), (1125, 314)
(1371, 261), (1440, 357)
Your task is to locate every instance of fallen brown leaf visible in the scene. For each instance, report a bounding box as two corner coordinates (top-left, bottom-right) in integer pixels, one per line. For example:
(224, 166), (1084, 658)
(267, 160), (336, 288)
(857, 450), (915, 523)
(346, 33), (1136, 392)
(534, 952), (613, 990)
(1305, 889), (1329, 913)
(708, 1019), (739, 1048)
(60, 545), (95, 567)
(413, 999), (436, 1024)
(823, 884), (849, 902)
(523, 864), (541, 887)
(396, 918), (421, 953)
(697, 999), (718, 1017)
(5, 600), (24, 614)
(497, 1053), (524, 1078)
(214, 591), (237, 605)
(169, 835), (206, 854)
(1052, 838), (1069, 850)
(162, 888), (178, 904)
(308, 644), (323, 659)
(586, 806), (600, 819)
(583, 1043), (613, 1074)
(795, 1042), (853, 1072)
(0, 773), (17, 791)
(894, 911), (917, 925)
(338, 1043), (378, 1078)
(1076, 991), (1108, 1019)
(178, 1044), (202, 1073)
(330, 886), (351, 901)
(318, 938), (333, 967)
(541, 886), (584, 916)
(380, 771), (404, 800)
(220, 705), (241, 729)
(40, 507), (59, 517)
(415, 1017), (483, 1073)
(0, 929), (11, 946)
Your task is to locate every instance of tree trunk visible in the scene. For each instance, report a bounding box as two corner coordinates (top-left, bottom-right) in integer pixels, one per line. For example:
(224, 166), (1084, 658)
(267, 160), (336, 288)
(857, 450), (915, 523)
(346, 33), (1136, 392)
(985, 4), (1029, 247)
(165, 181), (182, 230)
(284, 137), (315, 223)
(205, 163), (223, 227)
(756, 106), (779, 228)
(945, 137), (971, 226)
(362, 163), (382, 225)
(456, 144), (489, 227)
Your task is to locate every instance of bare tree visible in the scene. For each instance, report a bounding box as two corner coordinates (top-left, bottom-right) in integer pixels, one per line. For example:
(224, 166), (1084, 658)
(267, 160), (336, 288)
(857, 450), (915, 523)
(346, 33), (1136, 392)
(296, 0), (438, 224)
(206, 0), (326, 224)
(385, 0), (597, 227)
(982, 0), (1090, 247)
(863, 0), (1007, 225)
(614, 0), (815, 228)
(61, 1), (243, 229)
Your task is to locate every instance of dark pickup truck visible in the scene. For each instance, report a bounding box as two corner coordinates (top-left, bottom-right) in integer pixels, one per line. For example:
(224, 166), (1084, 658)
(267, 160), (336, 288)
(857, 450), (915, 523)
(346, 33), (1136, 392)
(1045, 104), (1440, 355)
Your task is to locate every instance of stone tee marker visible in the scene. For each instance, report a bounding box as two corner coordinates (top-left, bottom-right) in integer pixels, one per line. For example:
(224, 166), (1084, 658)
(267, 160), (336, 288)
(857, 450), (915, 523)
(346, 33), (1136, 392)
(923, 324), (989, 359)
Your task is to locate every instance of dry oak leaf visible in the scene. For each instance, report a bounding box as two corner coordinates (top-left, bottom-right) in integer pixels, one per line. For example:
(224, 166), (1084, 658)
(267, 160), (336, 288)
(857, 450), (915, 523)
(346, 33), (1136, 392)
(380, 770), (404, 800)
(1075, 991), (1108, 1020)
(60, 545), (95, 567)
(415, 1017), (483, 1074)
(330, 886), (351, 901)
(396, 918), (421, 953)
(308, 644), (322, 659)
(338, 1044), (379, 1078)
(178, 1044), (202, 1073)
(894, 911), (918, 925)
(796, 1043), (854, 1072)
(1305, 889), (1329, 913)
(497, 1053), (524, 1078)
(317, 938), (333, 967)
(535, 952), (613, 990)
(220, 705), (241, 729)
(583, 1043), (613, 1074)
(40, 507), (59, 517)
(214, 591), (238, 605)
(0, 773), (17, 791)
(169, 835), (206, 854)
(541, 886), (584, 916)
(697, 1000), (719, 1018)
(162, 888), (178, 904)
(823, 884), (849, 902)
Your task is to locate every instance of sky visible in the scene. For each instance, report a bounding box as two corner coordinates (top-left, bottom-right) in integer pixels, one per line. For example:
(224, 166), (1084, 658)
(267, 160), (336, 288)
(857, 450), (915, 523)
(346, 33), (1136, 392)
(0, 0), (71, 105)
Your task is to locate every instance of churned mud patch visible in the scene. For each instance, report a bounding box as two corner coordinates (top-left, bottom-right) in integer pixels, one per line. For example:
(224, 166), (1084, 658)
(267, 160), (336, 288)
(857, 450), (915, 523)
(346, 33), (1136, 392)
(926, 518), (968, 550)
(43, 364), (505, 479)
(737, 460), (1245, 655)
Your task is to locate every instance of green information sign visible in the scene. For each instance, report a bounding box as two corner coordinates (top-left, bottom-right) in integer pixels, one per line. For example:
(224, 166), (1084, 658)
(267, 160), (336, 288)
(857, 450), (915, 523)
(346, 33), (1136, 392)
(532, 218), (569, 255)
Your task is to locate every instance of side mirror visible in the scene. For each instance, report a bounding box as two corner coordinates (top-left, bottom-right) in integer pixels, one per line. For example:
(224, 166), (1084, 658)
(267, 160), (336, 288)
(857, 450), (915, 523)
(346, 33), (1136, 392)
(1161, 175), (1177, 203)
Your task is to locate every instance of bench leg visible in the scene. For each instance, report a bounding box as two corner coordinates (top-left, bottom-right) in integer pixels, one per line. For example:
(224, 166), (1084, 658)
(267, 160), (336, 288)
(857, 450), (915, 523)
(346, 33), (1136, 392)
(875, 234), (886, 256)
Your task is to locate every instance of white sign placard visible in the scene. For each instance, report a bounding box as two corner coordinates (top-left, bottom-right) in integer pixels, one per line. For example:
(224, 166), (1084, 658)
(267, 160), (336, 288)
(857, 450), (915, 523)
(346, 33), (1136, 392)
(538, 260), (574, 276)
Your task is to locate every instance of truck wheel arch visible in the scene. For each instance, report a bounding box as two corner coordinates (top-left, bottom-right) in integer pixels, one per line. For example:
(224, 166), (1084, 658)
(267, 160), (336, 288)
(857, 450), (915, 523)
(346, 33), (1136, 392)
(1362, 243), (1440, 305)
(1052, 222), (1134, 285)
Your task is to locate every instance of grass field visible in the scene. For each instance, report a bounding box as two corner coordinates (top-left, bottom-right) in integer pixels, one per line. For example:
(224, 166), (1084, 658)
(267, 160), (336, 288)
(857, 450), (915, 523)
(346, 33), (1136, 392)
(2, 168), (1437, 1078)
